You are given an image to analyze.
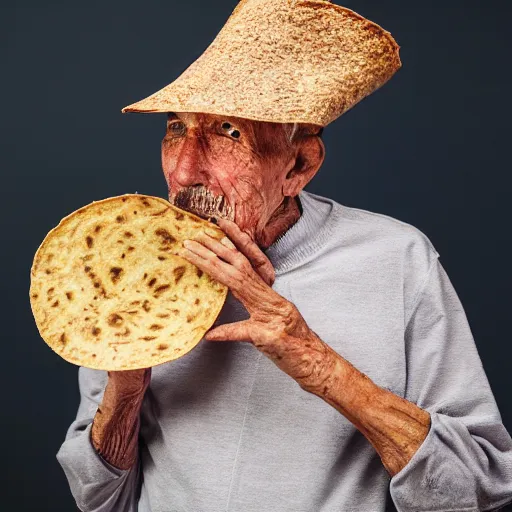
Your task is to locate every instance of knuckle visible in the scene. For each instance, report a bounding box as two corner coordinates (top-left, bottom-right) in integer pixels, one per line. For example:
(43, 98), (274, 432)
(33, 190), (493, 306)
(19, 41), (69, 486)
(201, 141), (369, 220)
(235, 253), (249, 267)
(239, 231), (253, 246)
(240, 259), (253, 273)
(282, 301), (298, 318)
(240, 240), (253, 255)
(206, 257), (220, 271)
(263, 260), (274, 273)
(253, 254), (267, 268)
(227, 245), (239, 256)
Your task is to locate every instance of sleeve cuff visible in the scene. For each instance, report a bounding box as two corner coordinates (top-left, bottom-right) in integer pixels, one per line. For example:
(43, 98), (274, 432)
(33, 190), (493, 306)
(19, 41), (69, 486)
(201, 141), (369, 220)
(86, 424), (132, 476)
(57, 423), (136, 511)
(389, 411), (479, 512)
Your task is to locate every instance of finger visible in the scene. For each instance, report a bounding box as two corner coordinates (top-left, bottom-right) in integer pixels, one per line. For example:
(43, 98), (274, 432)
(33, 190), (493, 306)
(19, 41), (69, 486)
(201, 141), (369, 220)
(204, 320), (252, 342)
(193, 232), (248, 270)
(183, 239), (221, 261)
(182, 244), (240, 291)
(217, 219), (275, 286)
(183, 242), (272, 312)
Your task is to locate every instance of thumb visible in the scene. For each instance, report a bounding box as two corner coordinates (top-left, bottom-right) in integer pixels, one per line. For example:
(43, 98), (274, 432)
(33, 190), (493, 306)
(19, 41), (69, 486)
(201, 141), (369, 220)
(204, 320), (252, 342)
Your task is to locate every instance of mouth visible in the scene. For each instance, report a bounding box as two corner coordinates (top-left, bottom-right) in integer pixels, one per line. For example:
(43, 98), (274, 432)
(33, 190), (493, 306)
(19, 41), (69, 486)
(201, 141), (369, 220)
(169, 185), (235, 223)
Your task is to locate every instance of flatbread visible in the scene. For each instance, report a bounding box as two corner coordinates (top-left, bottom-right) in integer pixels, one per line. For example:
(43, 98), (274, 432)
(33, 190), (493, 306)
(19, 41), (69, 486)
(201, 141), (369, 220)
(29, 194), (228, 370)
(121, 0), (401, 127)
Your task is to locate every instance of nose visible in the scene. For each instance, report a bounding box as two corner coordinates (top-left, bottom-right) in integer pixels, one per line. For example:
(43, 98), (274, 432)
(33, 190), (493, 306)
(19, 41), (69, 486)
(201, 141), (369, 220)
(171, 136), (209, 189)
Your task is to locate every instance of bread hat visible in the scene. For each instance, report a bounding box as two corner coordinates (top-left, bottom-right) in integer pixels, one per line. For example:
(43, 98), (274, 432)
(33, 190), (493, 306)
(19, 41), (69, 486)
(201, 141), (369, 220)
(122, 0), (401, 127)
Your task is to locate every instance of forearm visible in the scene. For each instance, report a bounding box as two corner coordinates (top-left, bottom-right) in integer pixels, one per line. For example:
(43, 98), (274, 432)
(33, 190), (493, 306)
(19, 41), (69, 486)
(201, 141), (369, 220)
(91, 369), (151, 470)
(281, 330), (431, 477)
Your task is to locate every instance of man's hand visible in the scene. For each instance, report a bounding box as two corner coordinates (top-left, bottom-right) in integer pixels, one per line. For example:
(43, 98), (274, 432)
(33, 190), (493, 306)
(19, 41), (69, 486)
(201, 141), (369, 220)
(182, 218), (336, 392)
(182, 219), (431, 477)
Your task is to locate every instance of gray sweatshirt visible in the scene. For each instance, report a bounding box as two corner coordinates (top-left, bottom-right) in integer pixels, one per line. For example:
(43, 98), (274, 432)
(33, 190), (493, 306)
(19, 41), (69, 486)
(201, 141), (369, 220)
(57, 190), (512, 512)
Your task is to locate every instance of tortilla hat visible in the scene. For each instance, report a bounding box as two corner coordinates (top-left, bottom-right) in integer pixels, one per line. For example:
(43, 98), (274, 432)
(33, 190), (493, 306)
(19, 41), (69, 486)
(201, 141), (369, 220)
(121, 0), (401, 127)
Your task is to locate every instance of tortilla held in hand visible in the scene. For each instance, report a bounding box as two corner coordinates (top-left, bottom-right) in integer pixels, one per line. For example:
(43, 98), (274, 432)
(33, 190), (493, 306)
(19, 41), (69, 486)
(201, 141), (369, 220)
(29, 194), (228, 371)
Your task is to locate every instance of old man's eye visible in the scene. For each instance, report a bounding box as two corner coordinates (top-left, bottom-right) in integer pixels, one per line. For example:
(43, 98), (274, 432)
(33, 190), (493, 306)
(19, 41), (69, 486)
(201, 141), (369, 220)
(168, 121), (186, 135)
(221, 122), (240, 139)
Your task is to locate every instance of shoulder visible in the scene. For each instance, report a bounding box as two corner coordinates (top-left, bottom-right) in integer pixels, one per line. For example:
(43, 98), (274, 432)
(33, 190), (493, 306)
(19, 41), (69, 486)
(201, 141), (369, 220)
(305, 191), (438, 256)
(302, 191), (440, 307)
(343, 201), (437, 258)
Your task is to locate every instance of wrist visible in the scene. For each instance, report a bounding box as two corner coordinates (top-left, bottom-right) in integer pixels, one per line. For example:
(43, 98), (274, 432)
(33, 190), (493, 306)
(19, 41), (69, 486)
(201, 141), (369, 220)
(293, 330), (340, 395)
(108, 368), (151, 397)
(91, 416), (140, 470)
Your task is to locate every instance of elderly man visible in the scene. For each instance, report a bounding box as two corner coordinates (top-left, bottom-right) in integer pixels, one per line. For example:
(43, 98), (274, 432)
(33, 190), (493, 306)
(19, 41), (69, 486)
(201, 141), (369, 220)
(57, 1), (512, 511)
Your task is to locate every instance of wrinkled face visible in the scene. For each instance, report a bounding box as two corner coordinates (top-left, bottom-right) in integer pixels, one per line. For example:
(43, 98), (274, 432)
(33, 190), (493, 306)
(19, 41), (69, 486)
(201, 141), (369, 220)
(161, 112), (297, 242)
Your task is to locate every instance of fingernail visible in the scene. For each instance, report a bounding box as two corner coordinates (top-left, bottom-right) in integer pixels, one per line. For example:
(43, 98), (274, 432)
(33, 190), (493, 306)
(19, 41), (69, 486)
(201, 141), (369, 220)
(183, 240), (192, 248)
(204, 228), (219, 238)
(221, 237), (236, 249)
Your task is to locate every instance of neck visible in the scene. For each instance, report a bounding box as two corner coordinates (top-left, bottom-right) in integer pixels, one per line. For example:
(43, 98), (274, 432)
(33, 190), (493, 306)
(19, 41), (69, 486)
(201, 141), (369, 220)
(258, 196), (302, 249)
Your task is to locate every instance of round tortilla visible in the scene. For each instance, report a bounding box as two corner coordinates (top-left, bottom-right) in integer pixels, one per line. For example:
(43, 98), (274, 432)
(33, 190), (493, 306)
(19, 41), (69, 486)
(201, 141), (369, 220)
(29, 194), (228, 370)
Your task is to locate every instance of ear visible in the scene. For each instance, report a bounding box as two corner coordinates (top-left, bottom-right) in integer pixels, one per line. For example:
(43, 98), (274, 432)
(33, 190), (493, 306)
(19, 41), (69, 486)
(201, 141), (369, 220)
(282, 136), (325, 197)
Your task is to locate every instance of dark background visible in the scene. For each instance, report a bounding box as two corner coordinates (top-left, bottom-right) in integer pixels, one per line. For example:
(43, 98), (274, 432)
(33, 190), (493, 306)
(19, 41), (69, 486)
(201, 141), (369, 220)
(2, 0), (511, 510)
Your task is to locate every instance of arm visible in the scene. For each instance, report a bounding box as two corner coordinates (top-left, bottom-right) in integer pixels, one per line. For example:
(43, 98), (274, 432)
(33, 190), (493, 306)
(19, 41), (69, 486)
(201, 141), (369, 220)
(388, 257), (512, 511)
(183, 220), (430, 474)
(298, 257), (512, 512)
(56, 367), (149, 512)
(91, 369), (151, 470)
(293, 334), (431, 477)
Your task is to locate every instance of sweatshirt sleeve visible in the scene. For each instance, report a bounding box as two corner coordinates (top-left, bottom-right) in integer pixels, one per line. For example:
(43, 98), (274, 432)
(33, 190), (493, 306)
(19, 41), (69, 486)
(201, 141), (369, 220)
(56, 367), (141, 512)
(389, 256), (512, 512)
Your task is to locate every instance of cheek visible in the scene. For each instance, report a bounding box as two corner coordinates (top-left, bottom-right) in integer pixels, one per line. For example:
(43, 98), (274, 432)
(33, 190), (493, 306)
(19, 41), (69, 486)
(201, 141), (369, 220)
(256, 158), (284, 198)
(207, 140), (253, 171)
(161, 136), (268, 197)
(161, 140), (178, 173)
(213, 151), (277, 206)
